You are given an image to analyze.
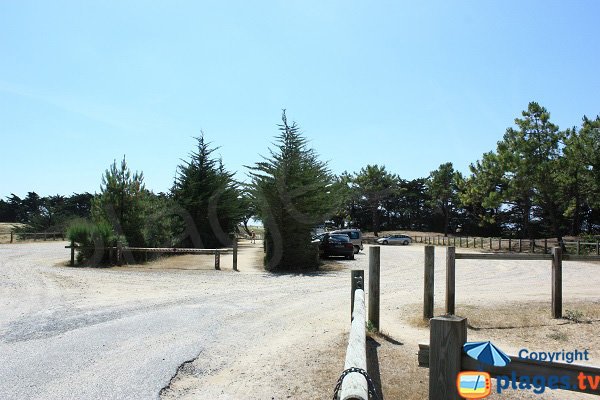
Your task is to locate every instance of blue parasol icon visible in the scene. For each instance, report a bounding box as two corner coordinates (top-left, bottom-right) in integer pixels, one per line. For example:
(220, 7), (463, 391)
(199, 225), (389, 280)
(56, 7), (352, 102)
(463, 341), (511, 367)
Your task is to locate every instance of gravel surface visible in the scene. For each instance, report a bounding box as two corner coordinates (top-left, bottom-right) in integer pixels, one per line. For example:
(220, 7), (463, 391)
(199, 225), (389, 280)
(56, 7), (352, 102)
(1, 241), (599, 399)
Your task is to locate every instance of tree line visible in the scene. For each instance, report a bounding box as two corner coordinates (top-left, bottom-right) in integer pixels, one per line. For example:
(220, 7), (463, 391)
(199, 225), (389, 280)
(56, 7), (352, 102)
(332, 102), (599, 244)
(1, 103), (598, 268)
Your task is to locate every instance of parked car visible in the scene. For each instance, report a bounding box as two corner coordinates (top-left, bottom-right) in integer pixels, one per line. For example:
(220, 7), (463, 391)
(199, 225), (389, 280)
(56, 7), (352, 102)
(377, 234), (412, 245)
(312, 233), (355, 259)
(330, 229), (363, 254)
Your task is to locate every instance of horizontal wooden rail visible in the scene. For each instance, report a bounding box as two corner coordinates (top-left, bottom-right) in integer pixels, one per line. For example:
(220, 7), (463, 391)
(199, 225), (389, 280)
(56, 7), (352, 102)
(455, 253), (552, 260)
(563, 255), (600, 261)
(66, 244), (234, 270)
(419, 343), (600, 396)
(340, 287), (368, 400)
(10, 231), (64, 243)
(65, 245), (230, 254)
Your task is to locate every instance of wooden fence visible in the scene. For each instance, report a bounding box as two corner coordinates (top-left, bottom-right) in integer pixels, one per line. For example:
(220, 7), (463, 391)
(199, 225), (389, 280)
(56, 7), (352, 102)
(66, 240), (238, 271)
(10, 231), (64, 243)
(422, 245), (600, 319)
(419, 316), (600, 399)
(339, 271), (368, 400)
(413, 235), (600, 255)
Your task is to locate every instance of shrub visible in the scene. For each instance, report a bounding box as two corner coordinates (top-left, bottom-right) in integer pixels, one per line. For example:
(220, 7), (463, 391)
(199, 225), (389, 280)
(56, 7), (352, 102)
(67, 219), (117, 265)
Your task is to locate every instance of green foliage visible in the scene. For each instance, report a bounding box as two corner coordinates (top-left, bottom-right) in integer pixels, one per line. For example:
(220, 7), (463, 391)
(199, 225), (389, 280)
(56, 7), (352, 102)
(427, 162), (463, 235)
(463, 102), (567, 239)
(249, 110), (334, 271)
(92, 156), (147, 248)
(353, 165), (398, 236)
(67, 219), (116, 264)
(172, 134), (244, 248)
(0, 192), (94, 233)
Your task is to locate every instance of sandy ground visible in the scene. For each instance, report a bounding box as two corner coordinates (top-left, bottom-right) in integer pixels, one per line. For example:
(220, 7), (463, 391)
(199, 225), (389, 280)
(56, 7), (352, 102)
(0, 240), (599, 399)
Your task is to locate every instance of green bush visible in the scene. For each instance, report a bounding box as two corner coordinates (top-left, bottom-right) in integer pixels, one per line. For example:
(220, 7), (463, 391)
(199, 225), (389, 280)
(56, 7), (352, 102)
(67, 219), (117, 265)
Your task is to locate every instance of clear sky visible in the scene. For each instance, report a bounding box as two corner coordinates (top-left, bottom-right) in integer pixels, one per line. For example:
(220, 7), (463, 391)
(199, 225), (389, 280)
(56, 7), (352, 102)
(1, 1), (599, 198)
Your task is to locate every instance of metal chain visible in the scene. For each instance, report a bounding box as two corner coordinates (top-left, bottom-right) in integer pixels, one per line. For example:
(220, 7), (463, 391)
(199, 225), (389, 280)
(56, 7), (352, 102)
(332, 367), (381, 400)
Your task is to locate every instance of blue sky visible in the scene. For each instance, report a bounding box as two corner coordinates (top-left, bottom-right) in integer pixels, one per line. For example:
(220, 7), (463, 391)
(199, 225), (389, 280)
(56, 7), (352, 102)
(1, 1), (599, 198)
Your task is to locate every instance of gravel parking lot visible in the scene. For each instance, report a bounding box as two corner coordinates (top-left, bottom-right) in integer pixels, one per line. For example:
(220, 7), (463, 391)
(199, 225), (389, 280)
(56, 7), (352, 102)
(1, 241), (599, 399)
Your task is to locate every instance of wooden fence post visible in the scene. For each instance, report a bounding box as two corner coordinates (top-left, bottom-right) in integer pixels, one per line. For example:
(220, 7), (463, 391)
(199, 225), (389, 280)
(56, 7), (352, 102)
(70, 240), (75, 267)
(424, 245), (435, 319)
(233, 239), (238, 271)
(10, 231), (13, 243)
(466, 237), (469, 248)
(489, 237), (492, 249)
(351, 270), (364, 319)
(446, 246), (456, 315)
(545, 239), (548, 254)
(508, 238), (512, 252)
(577, 240), (580, 255)
(519, 238), (522, 252)
(429, 315), (467, 400)
(117, 243), (122, 266)
(459, 237), (462, 247)
(552, 247), (562, 319)
(498, 237), (501, 250)
(531, 239), (535, 253)
(214, 250), (221, 270)
(368, 246), (380, 331)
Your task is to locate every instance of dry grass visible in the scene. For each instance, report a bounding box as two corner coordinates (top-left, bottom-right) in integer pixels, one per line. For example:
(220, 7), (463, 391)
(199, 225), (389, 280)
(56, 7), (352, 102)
(0, 222), (25, 244)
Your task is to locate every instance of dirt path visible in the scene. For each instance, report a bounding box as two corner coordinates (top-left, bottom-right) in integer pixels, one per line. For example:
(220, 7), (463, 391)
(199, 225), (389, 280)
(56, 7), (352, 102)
(1, 241), (599, 399)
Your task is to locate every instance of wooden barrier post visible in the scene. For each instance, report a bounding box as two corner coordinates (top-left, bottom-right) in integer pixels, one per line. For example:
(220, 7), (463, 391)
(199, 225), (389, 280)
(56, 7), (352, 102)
(214, 250), (221, 270)
(117, 242), (122, 266)
(508, 238), (512, 252)
(233, 239), (238, 271)
(351, 270), (364, 319)
(70, 240), (75, 267)
(446, 246), (456, 315)
(368, 246), (380, 331)
(10, 231), (13, 243)
(552, 247), (562, 318)
(577, 240), (580, 255)
(424, 245), (435, 319)
(459, 237), (462, 247)
(519, 238), (522, 252)
(466, 237), (469, 248)
(489, 237), (492, 249)
(544, 239), (548, 254)
(429, 315), (467, 400)
(498, 237), (501, 250)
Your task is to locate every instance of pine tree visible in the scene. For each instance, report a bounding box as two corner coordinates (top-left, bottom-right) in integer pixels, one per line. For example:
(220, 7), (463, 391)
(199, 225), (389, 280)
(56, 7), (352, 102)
(248, 110), (334, 271)
(172, 134), (243, 248)
(92, 156), (147, 247)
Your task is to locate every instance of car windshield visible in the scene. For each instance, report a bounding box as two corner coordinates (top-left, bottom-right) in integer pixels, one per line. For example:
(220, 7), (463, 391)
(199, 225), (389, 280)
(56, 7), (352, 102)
(329, 234), (350, 242)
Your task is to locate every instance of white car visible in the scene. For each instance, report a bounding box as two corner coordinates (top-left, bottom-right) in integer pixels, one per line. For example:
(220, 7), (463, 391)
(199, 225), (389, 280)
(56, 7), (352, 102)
(377, 234), (412, 245)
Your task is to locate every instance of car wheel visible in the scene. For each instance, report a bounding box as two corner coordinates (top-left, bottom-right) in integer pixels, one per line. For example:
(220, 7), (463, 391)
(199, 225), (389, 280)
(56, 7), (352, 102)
(353, 246), (360, 254)
(383, 240), (388, 245)
(403, 240), (409, 245)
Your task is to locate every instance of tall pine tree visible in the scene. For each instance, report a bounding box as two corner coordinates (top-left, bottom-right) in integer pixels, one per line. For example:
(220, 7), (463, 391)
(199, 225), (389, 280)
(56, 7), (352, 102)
(248, 111), (334, 271)
(172, 134), (243, 248)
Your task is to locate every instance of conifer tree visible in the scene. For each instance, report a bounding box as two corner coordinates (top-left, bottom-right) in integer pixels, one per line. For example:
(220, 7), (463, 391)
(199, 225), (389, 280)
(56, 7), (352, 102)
(248, 111), (334, 271)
